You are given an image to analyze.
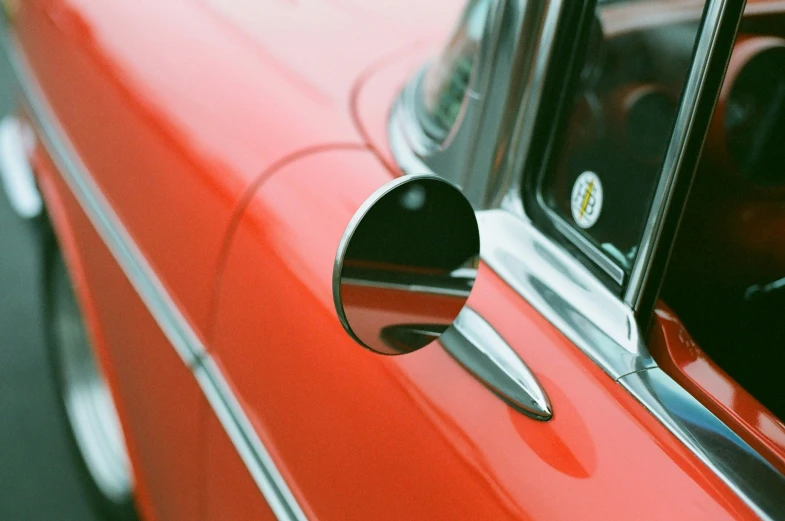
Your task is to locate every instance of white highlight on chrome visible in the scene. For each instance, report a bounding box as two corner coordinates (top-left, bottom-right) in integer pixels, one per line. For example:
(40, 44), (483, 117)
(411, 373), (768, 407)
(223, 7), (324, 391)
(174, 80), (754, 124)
(0, 116), (41, 218)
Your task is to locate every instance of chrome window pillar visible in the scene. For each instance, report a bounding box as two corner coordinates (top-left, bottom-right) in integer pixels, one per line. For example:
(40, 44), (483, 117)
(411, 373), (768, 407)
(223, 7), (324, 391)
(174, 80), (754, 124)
(485, 0), (567, 211)
(623, 0), (746, 319)
(396, 0), (503, 207)
(397, 0), (559, 210)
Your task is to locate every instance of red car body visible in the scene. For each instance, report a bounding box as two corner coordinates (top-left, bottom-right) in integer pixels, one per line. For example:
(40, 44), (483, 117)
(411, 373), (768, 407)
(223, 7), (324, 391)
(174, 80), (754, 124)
(4, 0), (785, 519)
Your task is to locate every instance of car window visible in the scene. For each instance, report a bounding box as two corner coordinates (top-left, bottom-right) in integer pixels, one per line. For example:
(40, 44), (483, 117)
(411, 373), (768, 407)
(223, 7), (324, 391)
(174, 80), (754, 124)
(537, 0), (708, 276)
(417, 0), (493, 143)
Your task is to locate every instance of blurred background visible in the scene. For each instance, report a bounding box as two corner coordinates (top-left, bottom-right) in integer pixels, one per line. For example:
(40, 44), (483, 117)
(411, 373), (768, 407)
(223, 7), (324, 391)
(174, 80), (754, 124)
(0, 22), (105, 521)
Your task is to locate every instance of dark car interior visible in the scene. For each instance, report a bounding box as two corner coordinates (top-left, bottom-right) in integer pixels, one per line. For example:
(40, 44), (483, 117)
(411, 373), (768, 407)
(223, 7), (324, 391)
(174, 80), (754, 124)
(664, 5), (785, 421)
(540, 1), (785, 423)
(540, 6), (701, 271)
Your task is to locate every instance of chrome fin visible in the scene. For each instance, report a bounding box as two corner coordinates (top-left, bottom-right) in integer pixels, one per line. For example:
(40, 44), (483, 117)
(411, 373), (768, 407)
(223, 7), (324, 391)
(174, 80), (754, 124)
(442, 307), (552, 420)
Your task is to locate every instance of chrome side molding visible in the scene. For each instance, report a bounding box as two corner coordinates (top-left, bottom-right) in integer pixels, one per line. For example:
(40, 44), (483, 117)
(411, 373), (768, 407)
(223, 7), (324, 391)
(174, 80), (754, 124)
(195, 360), (309, 521)
(442, 307), (552, 420)
(5, 35), (203, 367)
(620, 368), (785, 521)
(0, 115), (41, 218)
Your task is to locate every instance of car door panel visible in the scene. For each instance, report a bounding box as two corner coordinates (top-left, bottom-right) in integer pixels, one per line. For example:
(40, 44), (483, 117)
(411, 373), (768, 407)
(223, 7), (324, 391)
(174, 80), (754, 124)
(11, 1), (351, 517)
(17, 0), (234, 332)
(210, 149), (527, 520)
(211, 149), (758, 520)
(31, 142), (205, 521)
(13, 2), (246, 519)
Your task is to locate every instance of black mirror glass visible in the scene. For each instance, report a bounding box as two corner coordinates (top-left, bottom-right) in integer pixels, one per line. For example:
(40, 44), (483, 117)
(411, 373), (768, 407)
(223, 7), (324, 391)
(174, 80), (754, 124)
(333, 175), (480, 355)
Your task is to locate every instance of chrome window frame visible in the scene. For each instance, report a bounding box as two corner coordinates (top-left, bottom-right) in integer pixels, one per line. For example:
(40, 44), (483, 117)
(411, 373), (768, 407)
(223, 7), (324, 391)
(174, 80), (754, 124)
(510, 0), (747, 315)
(394, 0), (645, 366)
(623, 0), (746, 317)
(413, 0), (495, 147)
(397, 0), (545, 208)
(401, 0), (503, 200)
(391, 0), (785, 518)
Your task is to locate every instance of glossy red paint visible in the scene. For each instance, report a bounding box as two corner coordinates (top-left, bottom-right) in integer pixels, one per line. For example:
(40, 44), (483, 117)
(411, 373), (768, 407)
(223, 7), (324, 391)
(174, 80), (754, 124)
(649, 304), (785, 475)
(15, 0), (466, 517)
(18, 0), (430, 336)
(16, 0), (464, 335)
(210, 148), (757, 520)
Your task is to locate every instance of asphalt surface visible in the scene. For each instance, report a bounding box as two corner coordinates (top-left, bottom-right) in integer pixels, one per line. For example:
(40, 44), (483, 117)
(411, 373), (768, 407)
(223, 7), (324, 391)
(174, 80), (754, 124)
(0, 25), (106, 521)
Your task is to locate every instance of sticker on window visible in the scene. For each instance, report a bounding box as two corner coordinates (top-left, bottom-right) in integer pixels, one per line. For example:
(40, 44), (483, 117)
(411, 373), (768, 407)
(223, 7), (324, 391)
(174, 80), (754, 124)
(570, 171), (603, 229)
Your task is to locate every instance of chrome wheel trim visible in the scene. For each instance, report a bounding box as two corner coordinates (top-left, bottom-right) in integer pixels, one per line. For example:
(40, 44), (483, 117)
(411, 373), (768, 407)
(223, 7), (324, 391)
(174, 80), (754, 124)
(52, 260), (133, 504)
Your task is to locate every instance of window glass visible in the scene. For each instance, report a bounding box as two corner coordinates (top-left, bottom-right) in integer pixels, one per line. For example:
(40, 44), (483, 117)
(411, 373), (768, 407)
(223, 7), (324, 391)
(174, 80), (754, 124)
(538, 0), (707, 273)
(418, 0), (492, 142)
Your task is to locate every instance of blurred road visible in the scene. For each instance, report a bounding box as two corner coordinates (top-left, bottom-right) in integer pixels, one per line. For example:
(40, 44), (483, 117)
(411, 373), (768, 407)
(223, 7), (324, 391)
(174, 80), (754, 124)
(0, 24), (105, 521)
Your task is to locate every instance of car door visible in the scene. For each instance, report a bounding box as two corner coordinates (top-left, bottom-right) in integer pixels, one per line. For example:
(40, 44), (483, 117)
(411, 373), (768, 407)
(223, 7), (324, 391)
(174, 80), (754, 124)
(11, 0), (455, 519)
(9, 0), (261, 518)
(208, 1), (784, 520)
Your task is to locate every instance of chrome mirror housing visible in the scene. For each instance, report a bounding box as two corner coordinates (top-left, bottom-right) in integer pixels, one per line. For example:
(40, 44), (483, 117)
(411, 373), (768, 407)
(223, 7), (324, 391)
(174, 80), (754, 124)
(333, 175), (480, 355)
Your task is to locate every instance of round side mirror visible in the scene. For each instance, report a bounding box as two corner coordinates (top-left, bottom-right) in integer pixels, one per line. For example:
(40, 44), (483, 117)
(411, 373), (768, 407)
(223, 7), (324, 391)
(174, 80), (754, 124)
(333, 175), (480, 355)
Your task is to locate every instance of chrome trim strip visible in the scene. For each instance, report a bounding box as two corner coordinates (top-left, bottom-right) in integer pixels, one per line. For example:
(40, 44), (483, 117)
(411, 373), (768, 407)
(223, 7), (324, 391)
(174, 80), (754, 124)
(195, 360), (308, 521)
(398, 0), (501, 206)
(0, 115), (41, 218)
(3, 32), (308, 521)
(389, 0), (559, 211)
(619, 368), (785, 521)
(443, 307), (552, 420)
(392, 36), (653, 377)
(542, 206), (626, 285)
(392, 0), (648, 378)
(488, 0), (565, 211)
(508, 0), (632, 286)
